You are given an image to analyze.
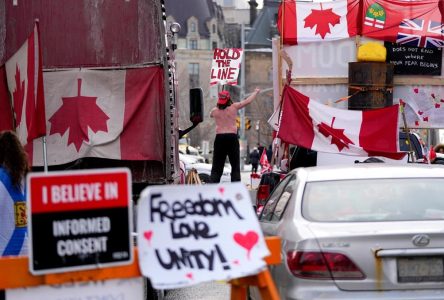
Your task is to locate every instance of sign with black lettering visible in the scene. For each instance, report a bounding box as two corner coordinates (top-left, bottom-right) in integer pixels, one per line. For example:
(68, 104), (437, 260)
(385, 42), (442, 75)
(27, 168), (132, 275)
(137, 182), (270, 289)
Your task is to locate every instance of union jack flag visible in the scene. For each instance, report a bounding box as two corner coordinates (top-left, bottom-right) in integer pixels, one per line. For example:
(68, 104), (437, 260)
(396, 18), (444, 48)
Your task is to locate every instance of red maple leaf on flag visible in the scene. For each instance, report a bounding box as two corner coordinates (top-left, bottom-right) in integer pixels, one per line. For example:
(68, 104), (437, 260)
(304, 4), (341, 39)
(49, 78), (109, 151)
(317, 117), (354, 151)
(13, 64), (26, 125)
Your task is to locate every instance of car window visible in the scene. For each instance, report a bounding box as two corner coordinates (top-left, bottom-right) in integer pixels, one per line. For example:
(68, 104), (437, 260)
(260, 174), (295, 222)
(302, 178), (444, 222)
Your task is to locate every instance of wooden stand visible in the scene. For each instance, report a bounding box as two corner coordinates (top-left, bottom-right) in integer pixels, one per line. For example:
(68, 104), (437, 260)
(186, 168), (201, 184)
(229, 236), (281, 300)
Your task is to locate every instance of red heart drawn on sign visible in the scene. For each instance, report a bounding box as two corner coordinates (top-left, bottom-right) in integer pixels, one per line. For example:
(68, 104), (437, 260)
(436, 103), (441, 108)
(218, 187), (224, 195)
(415, 121), (419, 126)
(233, 231), (259, 259)
(423, 116), (429, 122)
(440, 99), (444, 103)
(186, 273), (193, 280)
(413, 88), (419, 94)
(144, 230), (153, 245)
(418, 110), (424, 115)
(432, 93), (436, 99)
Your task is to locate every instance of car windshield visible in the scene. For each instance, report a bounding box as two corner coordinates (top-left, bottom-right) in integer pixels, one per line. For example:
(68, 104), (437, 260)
(302, 178), (444, 222)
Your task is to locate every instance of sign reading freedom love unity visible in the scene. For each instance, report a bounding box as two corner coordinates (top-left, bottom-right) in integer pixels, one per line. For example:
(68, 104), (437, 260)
(210, 48), (243, 85)
(27, 168), (133, 275)
(137, 182), (270, 289)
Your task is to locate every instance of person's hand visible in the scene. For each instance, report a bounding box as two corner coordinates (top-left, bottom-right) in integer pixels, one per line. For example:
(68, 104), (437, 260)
(254, 88), (260, 95)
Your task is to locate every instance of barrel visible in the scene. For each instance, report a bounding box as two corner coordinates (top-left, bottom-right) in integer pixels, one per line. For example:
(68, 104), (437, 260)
(348, 62), (394, 110)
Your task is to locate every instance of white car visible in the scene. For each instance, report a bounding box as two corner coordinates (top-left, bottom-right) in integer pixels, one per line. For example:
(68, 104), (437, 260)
(179, 154), (231, 183)
(254, 164), (444, 300)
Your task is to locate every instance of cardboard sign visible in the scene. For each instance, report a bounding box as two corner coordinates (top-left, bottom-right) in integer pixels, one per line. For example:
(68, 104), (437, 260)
(396, 85), (444, 128)
(385, 42), (442, 75)
(137, 182), (270, 289)
(27, 168), (133, 275)
(210, 48), (243, 86)
(6, 278), (143, 300)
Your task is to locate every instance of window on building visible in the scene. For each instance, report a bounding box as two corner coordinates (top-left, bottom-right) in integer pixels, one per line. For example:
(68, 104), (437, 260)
(190, 22), (196, 32)
(188, 63), (199, 87)
(212, 24), (216, 34)
(189, 39), (198, 49)
(212, 41), (217, 50)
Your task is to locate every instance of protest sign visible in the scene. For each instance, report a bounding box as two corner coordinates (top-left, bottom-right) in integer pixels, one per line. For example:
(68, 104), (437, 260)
(210, 48), (243, 86)
(137, 182), (270, 289)
(27, 168), (133, 275)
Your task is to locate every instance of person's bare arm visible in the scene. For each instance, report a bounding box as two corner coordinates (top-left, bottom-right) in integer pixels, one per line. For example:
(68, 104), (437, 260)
(233, 88), (260, 109)
(209, 107), (217, 118)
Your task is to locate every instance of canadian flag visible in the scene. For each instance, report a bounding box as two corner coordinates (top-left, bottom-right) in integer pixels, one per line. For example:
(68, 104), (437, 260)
(277, 85), (406, 159)
(260, 149), (272, 174)
(277, 0), (359, 44)
(5, 23), (46, 146)
(32, 66), (165, 166)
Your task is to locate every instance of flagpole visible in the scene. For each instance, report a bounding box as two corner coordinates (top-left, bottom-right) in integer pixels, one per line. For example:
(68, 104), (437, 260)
(42, 137), (48, 172)
(400, 103), (414, 162)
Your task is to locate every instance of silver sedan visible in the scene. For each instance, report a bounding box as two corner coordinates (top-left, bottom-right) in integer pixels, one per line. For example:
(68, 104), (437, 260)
(254, 164), (444, 300)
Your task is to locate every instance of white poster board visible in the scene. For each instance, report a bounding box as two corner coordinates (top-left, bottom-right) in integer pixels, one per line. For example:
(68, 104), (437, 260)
(210, 48), (244, 85)
(137, 182), (270, 289)
(6, 278), (144, 300)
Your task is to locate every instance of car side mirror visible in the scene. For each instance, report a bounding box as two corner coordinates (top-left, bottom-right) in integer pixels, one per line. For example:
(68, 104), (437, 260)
(190, 88), (203, 124)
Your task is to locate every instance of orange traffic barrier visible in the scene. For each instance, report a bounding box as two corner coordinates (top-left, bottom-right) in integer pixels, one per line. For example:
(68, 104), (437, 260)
(230, 236), (281, 300)
(0, 237), (282, 300)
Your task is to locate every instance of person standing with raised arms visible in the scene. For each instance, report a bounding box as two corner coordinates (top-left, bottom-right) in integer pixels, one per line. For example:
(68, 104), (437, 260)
(210, 88), (260, 183)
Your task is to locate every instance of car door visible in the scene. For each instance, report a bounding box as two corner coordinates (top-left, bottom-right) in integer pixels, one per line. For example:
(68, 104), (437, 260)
(259, 174), (296, 236)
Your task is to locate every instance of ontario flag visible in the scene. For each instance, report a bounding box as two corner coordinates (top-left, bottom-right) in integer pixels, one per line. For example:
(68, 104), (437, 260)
(361, 0), (444, 48)
(31, 66), (165, 166)
(277, 0), (360, 45)
(277, 85), (406, 159)
(5, 23), (46, 146)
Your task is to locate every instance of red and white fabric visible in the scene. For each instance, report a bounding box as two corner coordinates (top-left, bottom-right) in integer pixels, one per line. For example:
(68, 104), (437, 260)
(277, 85), (406, 159)
(0, 66), (13, 132)
(259, 149), (272, 174)
(277, 0), (360, 45)
(361, 0), (444, 48)
(5, 23), (46, 145)
(31, 66), (165, 166)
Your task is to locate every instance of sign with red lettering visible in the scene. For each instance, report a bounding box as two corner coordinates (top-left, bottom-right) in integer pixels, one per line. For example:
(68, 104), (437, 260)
(210, 48), (244, 86)
(27, 168), (133, 275)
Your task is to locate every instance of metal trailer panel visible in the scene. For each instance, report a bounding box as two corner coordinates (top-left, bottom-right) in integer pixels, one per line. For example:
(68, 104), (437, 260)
(1, 0), (162, 67)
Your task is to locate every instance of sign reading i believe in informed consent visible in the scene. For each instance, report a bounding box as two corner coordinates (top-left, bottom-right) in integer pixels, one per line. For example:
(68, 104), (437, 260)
(27, 168), (133, 275)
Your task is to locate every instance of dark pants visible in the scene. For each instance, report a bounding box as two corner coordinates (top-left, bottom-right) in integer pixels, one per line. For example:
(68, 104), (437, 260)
(211, 133), (240, 183)
(251, 163), (258, 173)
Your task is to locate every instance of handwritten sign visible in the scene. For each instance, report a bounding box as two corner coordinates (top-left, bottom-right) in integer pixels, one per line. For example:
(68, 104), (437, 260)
(396, 85), (444, 128)
(385, 42), (442, 75)
(137, 182), (269, 289)
(210, 48), (243, 86)
(27, 168), (133, 275)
